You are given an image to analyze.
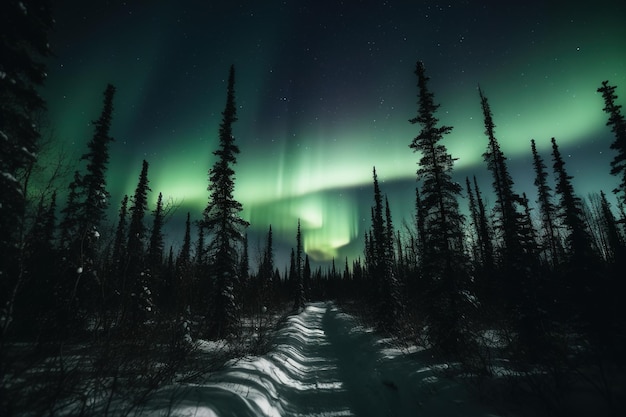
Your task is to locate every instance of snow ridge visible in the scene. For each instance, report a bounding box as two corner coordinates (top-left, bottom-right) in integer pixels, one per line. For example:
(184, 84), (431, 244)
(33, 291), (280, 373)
(141, 302), (499, 417)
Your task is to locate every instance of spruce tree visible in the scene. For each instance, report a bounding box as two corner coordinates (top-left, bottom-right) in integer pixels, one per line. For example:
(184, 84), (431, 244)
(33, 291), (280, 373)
(79, 84), (116, 238)
(58, 171), (82, 250)
(599, 190), (625, 264)
(288, 248), (296, 300)
(61, 84), (116, 317)
(203, 65), (249, 338)
(551, 137), (594, 263)
(293, 219), (305, 310)
(258, 225), (274, 306)
(111, 195), (129, 272)
(414, 187), (426, 279)
(472, 176), (495, 303)
(303, 255), (312, 300)
(597, 81), (626, 203)
(110, 195), (128, 308)
(148, 192), (165, 310)
(598, 190), (625, 342)
(531, 139), (560, 268)
(465, 177), (482, 264)
(239, 233), (249, 293)
(473, 176), (494, 273)
(176, 213), (192, 314)
(466, 176), (495, 301)
(551, 137), (598, 329)
(479, 87), (524, 273)
(382, 193), (401, 328)
(124, 160), (151, 323)
(480, 88), (545, 356)
(370, 167), (387, 302)
(195, 223), (205, 266)
(148, 192), (165, 268)
(409, 61), (466, 352)
(369, 169), (401, 327)
(384, 196), (396, 265)
(0, 0), (53, 272)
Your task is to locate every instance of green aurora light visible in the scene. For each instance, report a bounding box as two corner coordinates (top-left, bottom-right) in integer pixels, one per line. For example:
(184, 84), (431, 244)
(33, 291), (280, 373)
(41, 1), (626, 264)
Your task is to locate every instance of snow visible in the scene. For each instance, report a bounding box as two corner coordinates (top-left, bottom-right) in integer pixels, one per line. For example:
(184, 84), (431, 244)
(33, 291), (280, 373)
(134, 302), (500, 417)
(21, 146), (37, 160)
(7, 303), (517, 416)
(1, 172), (22, 195)
(2, 172), (18, 184)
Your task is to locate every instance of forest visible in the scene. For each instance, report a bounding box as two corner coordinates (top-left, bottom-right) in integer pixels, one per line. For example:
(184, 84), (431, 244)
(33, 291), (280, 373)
(2, 2), (626, 416)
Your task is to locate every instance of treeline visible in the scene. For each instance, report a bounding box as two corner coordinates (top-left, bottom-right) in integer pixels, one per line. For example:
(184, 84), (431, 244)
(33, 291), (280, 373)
(2, 3), (626, 413)
(332, 62), (625, 415)
(352, 62), (626, 362)
(1, 54), (357, 347)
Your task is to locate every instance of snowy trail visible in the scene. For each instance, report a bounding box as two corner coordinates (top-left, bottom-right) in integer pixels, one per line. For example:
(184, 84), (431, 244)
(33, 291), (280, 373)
(145, 302), (499, 417)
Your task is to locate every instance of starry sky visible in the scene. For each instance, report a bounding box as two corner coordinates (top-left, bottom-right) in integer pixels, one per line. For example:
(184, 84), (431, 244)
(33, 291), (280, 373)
(40, 0), (626, 267)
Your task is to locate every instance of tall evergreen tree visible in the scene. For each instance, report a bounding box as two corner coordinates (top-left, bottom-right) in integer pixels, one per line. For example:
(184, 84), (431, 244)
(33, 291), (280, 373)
(414, 187), (426, 278)
(202, 65), (249, 338)
(127, 161), (150, 269)
(124, 160), (151, 322)
(148, 192), (165, 268)
(293, 219), (305, 310)
(148, 192), (165, 310)
(597, 81), (626, 204)
(551, 137), (598, 328)
(111, 195), (129, 272)
(465, 177), (482, 263)
(60, 85), (117, 317)
(195, 223), (205, 265)
(409, 61), (466, 352)
(58, 171), (82, 250)
(79, 84), (116, 238)
(370, 167), (387, 301)
(380, 190), (401, 328)
(531, 139), (560, 268)
(110, 195), (129, 307)
(479, 87), (524, 272)
(0, 0), (53, 279)
(472, 176), (495, 302)
(176, 213), (192, 314)
(384, 196), (396, 265)
(288, 248), (296, 299)
(599, 190), (625, 264)
(479, 88), (545, 356)
(239, 233), (249, 292)
(303, 254), (312, 300)
(258, 225), (274, 305)
(551, 137), (594, 263)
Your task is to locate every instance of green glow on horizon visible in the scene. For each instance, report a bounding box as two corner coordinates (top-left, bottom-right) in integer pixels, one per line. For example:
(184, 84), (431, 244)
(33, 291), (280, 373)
(109, 77), (619, 262)
(41, 0), (626, 264)
(247, 191), (359, 261)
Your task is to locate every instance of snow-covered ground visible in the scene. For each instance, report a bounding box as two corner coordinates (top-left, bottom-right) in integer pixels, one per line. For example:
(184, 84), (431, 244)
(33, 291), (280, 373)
(138, 302), (501, 417)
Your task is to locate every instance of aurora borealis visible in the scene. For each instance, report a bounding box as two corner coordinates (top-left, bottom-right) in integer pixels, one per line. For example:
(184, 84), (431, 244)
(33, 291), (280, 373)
(41, 0), (626, 266)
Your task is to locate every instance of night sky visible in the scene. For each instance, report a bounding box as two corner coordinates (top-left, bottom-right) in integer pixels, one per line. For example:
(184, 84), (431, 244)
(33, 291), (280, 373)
(41, 0), (626, 267)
